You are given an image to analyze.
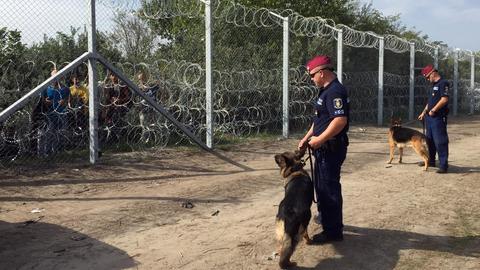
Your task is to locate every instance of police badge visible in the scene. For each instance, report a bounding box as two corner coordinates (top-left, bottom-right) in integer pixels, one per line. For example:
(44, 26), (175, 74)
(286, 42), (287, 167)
(333, 98), (343, 109)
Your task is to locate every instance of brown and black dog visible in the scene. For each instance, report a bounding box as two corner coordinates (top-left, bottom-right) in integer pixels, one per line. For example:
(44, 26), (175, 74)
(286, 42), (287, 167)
(274, 149), (314, 269)
(387, 118), (429, 171)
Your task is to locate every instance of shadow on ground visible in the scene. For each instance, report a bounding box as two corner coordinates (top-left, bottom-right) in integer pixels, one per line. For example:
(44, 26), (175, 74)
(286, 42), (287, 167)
(295, 225), (479, 270)
(0, 220), (137, 270)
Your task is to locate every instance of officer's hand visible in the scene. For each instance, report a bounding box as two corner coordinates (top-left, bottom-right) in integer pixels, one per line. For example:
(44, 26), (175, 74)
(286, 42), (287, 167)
(298, 138), (308, 150)
(428, 110), (436, 117)
(308, 136), (322, 150)
(418, 112), (425, 121)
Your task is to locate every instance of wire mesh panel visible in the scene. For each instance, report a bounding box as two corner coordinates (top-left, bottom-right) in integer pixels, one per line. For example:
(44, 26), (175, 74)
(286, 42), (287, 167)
(382, 51), (410, 120)
(211, 2), (284, 140)
(94, 0), (207, 152)
(474, 82), (480, 113)
(457, 52), (474, 114)
(0, 0), (91, 166)
(343, 47), (380, 124)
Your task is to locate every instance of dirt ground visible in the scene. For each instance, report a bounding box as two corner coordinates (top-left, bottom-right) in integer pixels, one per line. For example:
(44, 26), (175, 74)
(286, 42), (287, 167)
(1, 115), (479, 270)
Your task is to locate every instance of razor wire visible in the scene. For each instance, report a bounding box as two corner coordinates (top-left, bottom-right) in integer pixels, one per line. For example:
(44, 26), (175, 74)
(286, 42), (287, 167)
(4, 61), (438, 162)
(113, 0), (440, 56)
(0, 58), (286, 163)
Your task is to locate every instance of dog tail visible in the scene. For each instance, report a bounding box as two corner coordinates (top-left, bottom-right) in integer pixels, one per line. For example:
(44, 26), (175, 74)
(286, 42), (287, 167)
(413, 138), (430, 167)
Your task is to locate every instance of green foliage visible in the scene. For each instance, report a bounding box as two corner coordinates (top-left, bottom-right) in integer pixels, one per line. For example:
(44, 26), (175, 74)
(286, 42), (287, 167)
(0, 26), (124, 100)
(0, 27), (25, 64)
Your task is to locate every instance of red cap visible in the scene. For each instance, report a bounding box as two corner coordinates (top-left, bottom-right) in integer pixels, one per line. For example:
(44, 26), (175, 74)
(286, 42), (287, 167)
(421, 64), (435, 77)
(306, 55), (333, 73)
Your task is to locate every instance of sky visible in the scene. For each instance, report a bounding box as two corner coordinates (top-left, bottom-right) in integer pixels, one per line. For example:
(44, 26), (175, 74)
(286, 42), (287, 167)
(359, 0), (480, 51)
(0, 0), (115, 45)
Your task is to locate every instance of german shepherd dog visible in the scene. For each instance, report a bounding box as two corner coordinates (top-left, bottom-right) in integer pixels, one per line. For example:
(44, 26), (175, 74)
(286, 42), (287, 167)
(387, 118), (429, 171)
(274, 149), (314, 269)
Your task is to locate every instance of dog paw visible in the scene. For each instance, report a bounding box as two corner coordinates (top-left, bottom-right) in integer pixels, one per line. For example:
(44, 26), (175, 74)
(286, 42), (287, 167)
(279, 261), (297, 269)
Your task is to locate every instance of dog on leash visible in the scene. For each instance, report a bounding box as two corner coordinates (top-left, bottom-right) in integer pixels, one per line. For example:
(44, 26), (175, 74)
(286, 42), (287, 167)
(274, 149), (314, 269)
(387, 118), (429, 171)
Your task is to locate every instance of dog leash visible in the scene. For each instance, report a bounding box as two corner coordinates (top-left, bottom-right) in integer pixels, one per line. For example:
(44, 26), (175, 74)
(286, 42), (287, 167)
(400, 119), (419, 127)
(304, 146), (317, 204)
(422, 118), (426, 135)
(398, 118), (426, 135)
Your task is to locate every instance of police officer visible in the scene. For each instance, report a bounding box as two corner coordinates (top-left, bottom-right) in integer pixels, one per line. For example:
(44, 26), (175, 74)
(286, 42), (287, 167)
(298, 55), (349, 244)
(418, 64), (449, 173)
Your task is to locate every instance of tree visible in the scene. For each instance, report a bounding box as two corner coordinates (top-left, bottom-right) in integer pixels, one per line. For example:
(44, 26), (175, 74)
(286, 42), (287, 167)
(0, 27), (25, 64)
(108, 11), (160, 63)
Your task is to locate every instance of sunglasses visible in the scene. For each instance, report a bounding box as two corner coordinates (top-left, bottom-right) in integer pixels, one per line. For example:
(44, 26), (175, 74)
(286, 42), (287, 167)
(309, 70), (320, 78)
(309, 67), (330, 78)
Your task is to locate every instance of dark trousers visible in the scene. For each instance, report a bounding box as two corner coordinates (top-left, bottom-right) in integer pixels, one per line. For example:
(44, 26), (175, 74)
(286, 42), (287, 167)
(425, 115), (449, 170)
(313, 143), (347, 235)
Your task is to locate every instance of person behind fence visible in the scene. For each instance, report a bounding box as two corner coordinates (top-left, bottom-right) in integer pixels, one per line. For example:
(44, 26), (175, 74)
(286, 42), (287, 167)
(137, 71), (159, 128)
(68, 72), (89, 131)
(298, 55), (349, 244)
(37, 69), (70, 156)
(101, 71), (133, 127)
(417, 64), (449, 174)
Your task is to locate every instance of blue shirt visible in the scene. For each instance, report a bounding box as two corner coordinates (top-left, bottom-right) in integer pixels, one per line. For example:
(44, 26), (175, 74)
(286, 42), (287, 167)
(46, 85), (70, 113)
(312, 78), (350, 137)
(428, 78), (449, 116)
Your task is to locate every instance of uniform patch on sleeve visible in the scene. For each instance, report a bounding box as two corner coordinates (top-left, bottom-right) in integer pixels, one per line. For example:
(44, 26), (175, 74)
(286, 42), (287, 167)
(444, 85), (449, 95)
(333, 98), (343, 109)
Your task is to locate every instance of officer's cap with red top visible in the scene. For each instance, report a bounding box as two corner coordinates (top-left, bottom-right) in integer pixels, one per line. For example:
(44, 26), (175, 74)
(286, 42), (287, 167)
(306, 55), (333, 73)
(421, 64), (436, 77)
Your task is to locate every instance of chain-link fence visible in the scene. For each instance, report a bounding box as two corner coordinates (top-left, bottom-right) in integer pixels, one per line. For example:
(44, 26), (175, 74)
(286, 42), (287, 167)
(1, 0), (478, 167)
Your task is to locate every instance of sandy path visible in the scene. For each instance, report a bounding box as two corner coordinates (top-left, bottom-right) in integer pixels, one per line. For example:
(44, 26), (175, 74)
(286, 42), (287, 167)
(1, 116), (479, 269)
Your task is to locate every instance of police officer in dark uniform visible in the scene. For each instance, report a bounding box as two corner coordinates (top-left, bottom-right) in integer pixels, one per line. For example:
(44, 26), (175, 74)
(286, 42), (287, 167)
(298, 55), (349, 244)
(418, 64), (449, 173)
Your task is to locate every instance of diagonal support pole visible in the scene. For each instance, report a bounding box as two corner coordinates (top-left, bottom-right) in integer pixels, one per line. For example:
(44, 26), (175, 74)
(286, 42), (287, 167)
(95, 53), (210, 151)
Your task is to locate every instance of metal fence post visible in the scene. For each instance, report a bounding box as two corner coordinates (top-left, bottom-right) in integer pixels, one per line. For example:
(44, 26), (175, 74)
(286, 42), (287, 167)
(269, 11), (289, 138)
(282, 16), (289, 138)
(453, 48), (459, 116)
(88, 0), (99, 164)
(409, 42), (415, 121)
(337, 29), (343, 83)
(471, 53), (475, 114)
(204, 0), (213, 148)
(378, 36), (384, 126)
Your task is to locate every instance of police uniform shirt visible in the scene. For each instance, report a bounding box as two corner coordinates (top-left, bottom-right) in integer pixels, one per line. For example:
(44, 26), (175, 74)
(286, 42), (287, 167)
(428, 78), (449, 116)
(312, 78), (350, 137)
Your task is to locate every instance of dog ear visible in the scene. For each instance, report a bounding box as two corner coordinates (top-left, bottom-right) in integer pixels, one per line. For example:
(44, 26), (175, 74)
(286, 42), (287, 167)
(274, 154), (287, 168)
